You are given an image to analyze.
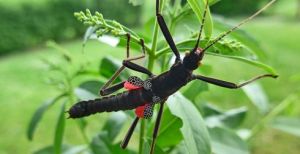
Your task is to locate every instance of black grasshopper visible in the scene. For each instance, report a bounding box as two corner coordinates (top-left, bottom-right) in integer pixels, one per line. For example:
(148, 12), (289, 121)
(68, 0), (277, 153)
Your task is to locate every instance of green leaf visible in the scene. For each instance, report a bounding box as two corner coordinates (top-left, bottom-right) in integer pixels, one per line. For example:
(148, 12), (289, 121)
(207, 52), (278, 75)
(221, 107), (248, 129)
(63, 145), (87, 154)
(117, 36), (142, 51)
(209, 127), (249, 154)
(186, 0), (213, 38)
(102, 112), (127, 141)
(271, 116), (300, 137)
(34, 145), (57, 154)
(91, 133), (111, 154)
(197, 63), (213, 75)
(202, 103), (223, 117)
(74, 87), (98, 100)
(143, 139), (167, 154)
(79, 80), (104, 95)
(205, 107), (248, 129)
(156, 39), (277, 75)
(34, 145), (87, 154)
(83, 27), (97, 43)
(27, 94), (65, 141)
(54, 102), (66, 154)
(183, 81), (208, 102)
(139, 17), (155, 42)
(155, 107), (183, 148)
(281, 94), (300, 116)
(77, 118), (88, 131)
(91, 132), (135, 154)
(211, 38), (255, 58)
(82, 26), (97, 49)
(129, 0), (144, 6)
(249, 95), (297, 139)
(242, 83), (269, 114)
(209, 0), (221, 5)
(213, 16), (265, 59)
(170, 141), (190, 153)
(167, 93), (211, 154)
(99, 56), (130, 81)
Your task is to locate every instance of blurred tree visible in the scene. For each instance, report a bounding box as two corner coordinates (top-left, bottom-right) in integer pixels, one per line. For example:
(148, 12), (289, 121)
(0, 0), (141, 55)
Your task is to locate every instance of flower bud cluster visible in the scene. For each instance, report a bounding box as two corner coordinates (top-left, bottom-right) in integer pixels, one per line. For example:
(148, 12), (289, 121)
(74, 9), (126, 37)
(219, 39), (243, 50)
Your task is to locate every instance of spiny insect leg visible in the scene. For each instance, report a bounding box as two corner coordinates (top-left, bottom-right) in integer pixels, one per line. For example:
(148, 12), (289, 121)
(121, 103), (155, 149)
(150, 102), (165, 154)
(99, 34), (151, 95)
(192, 74), (278, 89)
(100, 33), (131, 95)
(99, 66), (126, 96)
(156, 0), (180, 62)
(100, 81), (125, 96)
(121, 117), (140, 149)
(123, 61), (153, 77)
(122, 38), (153, 77)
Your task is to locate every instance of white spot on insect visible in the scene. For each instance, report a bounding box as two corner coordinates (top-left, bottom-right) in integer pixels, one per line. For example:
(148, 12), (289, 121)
(143, 79), (152, 90)
(152, 96), (161, 103)
(143, 104), (154, 119)
(128, 76), (144, 87)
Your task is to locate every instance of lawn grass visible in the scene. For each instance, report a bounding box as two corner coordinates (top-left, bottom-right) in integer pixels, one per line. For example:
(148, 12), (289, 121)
(0, 17), (299, 153)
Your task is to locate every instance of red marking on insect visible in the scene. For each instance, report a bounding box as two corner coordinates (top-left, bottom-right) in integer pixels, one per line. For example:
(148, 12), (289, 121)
(124, 81), (142, 90)
(135, 105), (145, 118)
(124, 81), (146, 118)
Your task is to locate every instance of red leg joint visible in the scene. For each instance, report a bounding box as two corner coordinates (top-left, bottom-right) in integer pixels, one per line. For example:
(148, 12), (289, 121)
(124, 81), (142, 90)
(135, 104), (154, 119)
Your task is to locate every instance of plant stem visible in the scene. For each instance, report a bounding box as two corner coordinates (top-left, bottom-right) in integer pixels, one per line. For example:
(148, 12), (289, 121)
(66, 77), (90, 145)
(138, 1), (165, 153)
(247, 95), (297, 141)
(138, 2), (164, 154)
(138, 20), (158, 154)
(150, 22), (159, 57)
(138, 119), (145, 154)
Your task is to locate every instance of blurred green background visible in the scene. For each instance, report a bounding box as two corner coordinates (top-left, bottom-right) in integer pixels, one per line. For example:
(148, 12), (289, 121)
(0, 0), (299, 154)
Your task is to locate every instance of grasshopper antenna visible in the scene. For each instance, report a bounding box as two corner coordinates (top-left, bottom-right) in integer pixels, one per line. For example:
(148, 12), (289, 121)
(202, 0), (276, 52)
(194, 0), (209, 50)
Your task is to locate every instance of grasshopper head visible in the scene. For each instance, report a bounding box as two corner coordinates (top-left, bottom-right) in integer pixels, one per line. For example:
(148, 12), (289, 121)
(182, 48), (204, 70)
